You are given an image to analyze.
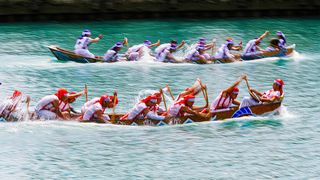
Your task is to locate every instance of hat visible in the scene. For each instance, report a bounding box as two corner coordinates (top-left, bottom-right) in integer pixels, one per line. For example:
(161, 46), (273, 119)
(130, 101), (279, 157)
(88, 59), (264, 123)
(82, 29), (91, 36)
(184, 95), (195, 102)
(169, 44), (177, 50)
(144, 40), (152, 46)
(232, 87), (239, 95)
(274, 79), (284, 86)
(100, 95), (111, 105)
(55, 88), (68, 100)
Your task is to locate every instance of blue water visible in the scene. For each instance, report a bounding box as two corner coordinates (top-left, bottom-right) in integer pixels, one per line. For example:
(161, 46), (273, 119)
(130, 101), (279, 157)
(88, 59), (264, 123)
(1, 18), (320, 179)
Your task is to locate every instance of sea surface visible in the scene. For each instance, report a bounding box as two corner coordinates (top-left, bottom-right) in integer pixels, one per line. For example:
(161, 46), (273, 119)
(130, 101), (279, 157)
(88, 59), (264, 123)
(0, 18), (320, 179)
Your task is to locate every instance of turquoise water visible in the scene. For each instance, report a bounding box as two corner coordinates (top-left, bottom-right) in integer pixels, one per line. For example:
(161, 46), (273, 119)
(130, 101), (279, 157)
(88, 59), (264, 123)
(1, 18), (320, 179)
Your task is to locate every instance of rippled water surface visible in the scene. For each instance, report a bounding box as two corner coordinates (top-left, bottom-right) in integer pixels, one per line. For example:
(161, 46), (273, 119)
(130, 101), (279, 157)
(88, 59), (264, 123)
(0, 18), (320, 179)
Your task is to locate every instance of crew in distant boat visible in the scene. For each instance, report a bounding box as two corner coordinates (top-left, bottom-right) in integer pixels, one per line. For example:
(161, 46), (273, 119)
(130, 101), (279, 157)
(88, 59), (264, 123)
(81, 94), (118, 123)
(74, 29), (103, 58)
(185, 45), (211, 64)
(125, 40), (160, 61)
(212, 39), (242, 63)
(120, 95), (168, 121)
(209, 75), (247, 114)
(0, 90), (30, 121)
(35, 88), (69, 120)
(155, 40), (185, 62)
(240, 79), (284, 108)
(103, 42), (124, 62)
(276, 31), (287, 48)
(241, 31), (269, 59)
(168, 95), (210, 121)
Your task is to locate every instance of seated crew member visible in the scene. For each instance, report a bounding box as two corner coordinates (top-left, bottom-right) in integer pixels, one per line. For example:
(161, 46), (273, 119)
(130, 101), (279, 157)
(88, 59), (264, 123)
(125, 40), (160, 61)
(185, 45), (211, 64)
(59, 89), (87, 119)
(81, 95), (118, 123)
(103, 42), (124, 62)
(0, 90), (30, 120)
(242, 31), (269, 58)
(168, 95), (210, 121)
(120, 95), (168, 121)
(276, 31), (287, 48)
(210, 75), (247, 113)
(35, 88), (69, 120)
(212, 39), (241, 63)
(240, 79), (284, 108)
(74, 29), (102, 58)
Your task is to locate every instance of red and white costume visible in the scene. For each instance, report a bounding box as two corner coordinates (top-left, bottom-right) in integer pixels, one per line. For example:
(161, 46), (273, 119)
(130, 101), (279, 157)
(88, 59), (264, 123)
(210, 91), (233, 113)
(81, 97), (100, 114)
(168, 95), (195, 118)
(83, 102), (109, 121)
(35, 95), (59, 120)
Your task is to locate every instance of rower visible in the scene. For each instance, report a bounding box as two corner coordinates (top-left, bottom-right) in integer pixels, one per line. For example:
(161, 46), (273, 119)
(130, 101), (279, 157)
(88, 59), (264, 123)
(103, 42), (124, 62)
(210, 75), (247, 113)
(265, 38), (281, 52)
(0, 90), (30, 120)
(168, 95), (210, 121)
(212, 39), (241, 63)
(120, 95), (168, 121)
(240, 79), (284, 108)
(276, 31), (287, 48)
(59, 89), (87, 118)
(242, 31), (269, 58)
(125, 40), (160, 61)
(149, 91), (166, 114)
(155, 40), (185, 62)
(35, 88), (69, 120)
(74, 29), (103, 58)
(81, 95), (118, 123)
(185, 45), (210, 64)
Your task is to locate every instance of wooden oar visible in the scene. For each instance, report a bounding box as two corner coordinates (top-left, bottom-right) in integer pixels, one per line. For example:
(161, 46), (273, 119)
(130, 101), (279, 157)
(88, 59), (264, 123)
(210, 38), (216, 57)
(245, 78), (261, 102)
(166, 84), (175, 100)
(111, 90), (117, 122)
(85, 84), (88, 102)
(160, 88), (168, 111)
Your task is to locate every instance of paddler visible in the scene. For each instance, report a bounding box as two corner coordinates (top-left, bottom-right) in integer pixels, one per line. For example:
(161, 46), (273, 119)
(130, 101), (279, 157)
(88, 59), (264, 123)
(74, 29), (103, 58)
(0, 90), (30, 120)
(209, 75), (247, 113)
(276, 31), (287, 48)
(149, 91), (166, 114)
(103, 42), (124, 62)
(125, 40), (160, 61)
(242, 31), (269, 59)
(81, 94), (118, 123)
(240, 79), (284, 108)
(120, 95), (169, 121)
(155, 40), (185, 63)
(34, 88), (69, 120)
(59, 89), (87, 119)
(185, 44), (211, 64)
(168, 95), (210, 121)
(212, 38), (242, 62)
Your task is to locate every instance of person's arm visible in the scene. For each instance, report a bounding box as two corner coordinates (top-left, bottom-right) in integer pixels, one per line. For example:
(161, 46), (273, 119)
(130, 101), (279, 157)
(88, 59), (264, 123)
(89, 34), (103, 43)
(143, 109), (165, 121)
(232, 99), (241, 106)
(53, 100), (66, 120)
(181, 106), (200, 116)
(224, 74), (247, 94)
(94, 110), (107, 123)
(255, 31), (269, 44)
(250, 88), (263, 96)
(70, 107), (79, 114)
(149, 40), (160, 48)
(177, 40), (185, 49)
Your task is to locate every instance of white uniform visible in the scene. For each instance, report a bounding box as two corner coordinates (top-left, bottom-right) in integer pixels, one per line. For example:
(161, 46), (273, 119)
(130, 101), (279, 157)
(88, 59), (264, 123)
(242, 39), (258, 56)
(103, 50), (118, 61)
(59, 101), (70, 112)
(168, 103), (185, 117)
(35, 95), (59, 120)
(81, 97), (100, 114)
(74, 37), (95, 58)
(210, 92), (233, 113)
(149, 104), (165, 113)
(185, 49), (200, 61)
(126, 44), (145, 61)
(83, 102), (109, 121)
(156, 48), (170, 62)
(279, 39), (286, 48)
(214, 44), (233, 59)
(127, 103), (148, 120)
(240, 89), (281, 108)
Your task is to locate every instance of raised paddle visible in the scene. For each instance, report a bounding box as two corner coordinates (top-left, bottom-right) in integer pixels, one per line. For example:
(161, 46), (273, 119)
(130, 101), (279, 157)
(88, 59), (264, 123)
(245, 78), (261, 102)
(84, 84), (88, 102)
(160, 88), (168, 112)
(166, 84), (175, 100)
(111, 90), (118, 122)
(210, 38), (217, 57)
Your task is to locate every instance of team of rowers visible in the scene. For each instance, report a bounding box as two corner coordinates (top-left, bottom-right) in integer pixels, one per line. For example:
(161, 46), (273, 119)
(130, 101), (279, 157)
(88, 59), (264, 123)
(0, 75), (284, 123)
(74, 29), (287, 63)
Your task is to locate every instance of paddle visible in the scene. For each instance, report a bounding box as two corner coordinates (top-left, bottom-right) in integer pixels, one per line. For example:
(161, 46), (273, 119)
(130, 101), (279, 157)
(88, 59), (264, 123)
(245, 78), (261, 102)
(210, 38), (217, 57)
(85, 84), (88, 102)
(111, 90), (118, 122)
(166, 84), (175, 100)
(160, 88), (168, 112)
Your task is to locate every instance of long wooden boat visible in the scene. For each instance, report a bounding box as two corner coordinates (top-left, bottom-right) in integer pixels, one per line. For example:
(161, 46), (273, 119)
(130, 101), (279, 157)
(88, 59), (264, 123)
(48, 45), (105, 63)
(213, 44), (295, 63)
(108, 101), (282, 126)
